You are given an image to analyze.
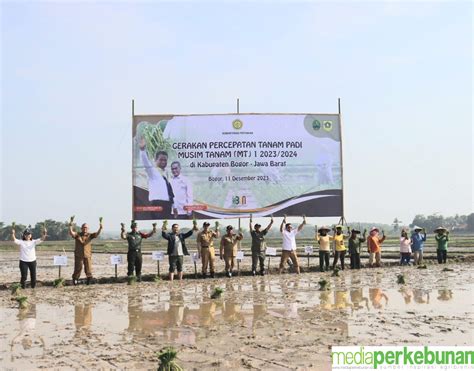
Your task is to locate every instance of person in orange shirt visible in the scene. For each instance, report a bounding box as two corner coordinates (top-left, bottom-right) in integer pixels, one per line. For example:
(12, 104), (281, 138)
(367, 227), (386, 267)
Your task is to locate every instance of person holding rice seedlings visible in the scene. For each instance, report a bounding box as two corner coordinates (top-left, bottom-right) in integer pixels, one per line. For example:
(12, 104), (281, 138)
(196, 222), (220, 278)
(249, 215), (273, 276)
(162, 222), (198, 281)
(69, 217), (103, 285)
(279, 215), (306, 275)
(348, 228), (366, 269)
(219, 225), (243, 278)
(434, 226), (449, 264)
(367, 227), (386, 267)
(332, 225), (349, 270)
(411, 226), (426, 265)
(399, 229), (412, 265)
(11, 224), (47, 289)
(316, 226), (332, 272)
(121, 221), (157, 281)
(139, 138), (175, 218)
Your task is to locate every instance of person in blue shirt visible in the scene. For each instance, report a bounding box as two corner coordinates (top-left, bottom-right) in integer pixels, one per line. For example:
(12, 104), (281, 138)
(411, 226), (427, 265)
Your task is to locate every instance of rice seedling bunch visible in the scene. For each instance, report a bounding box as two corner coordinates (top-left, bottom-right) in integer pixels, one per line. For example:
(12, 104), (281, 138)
(157, 347), (183, 371)
(210, 287), (224, 299)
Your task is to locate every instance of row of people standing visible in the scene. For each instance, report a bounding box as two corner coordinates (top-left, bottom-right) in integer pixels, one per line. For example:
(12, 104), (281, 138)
(10, 217), (452, 287)
(400, 226), (450, 265)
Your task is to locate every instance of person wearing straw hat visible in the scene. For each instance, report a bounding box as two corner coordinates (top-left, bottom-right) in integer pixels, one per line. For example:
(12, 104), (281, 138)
(279, 215), (306, 274)
(434, 227), (449, 264)
(69, 217), (103, 285)
(332, 225), (349, 270)
(196, 221), (220, 278)
(348, 228), (367, 269)
(399, 229), (412, 265)
(411, 226), (426, 266)
(367, 227), (386, 267)
(316, 225), (333, 272)
(249, 215), (274, 276)
(220, 225), (243, 278)
(121, 220), (157, 281)
(11, 224), (47, 289)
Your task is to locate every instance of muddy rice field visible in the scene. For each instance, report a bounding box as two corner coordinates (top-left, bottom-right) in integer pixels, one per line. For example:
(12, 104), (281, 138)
(0, 250), (473, 370)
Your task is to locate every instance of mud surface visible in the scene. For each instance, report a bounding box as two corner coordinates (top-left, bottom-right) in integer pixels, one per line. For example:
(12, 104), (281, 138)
(0, 254), (473, 370)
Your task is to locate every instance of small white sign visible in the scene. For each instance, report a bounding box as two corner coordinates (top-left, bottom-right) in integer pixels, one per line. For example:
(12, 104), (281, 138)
(110, 255), (123, 265)
(192, 253), (200, 262)
(304, 246), (314, 254)
(265, 247), (277, 256)
(236, 251), (244, 260)
(151, 251), (164, 261)
(53, 255), (68, 266)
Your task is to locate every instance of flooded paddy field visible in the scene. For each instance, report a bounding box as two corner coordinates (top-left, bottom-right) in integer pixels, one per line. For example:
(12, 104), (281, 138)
(0, 256), (472, 370)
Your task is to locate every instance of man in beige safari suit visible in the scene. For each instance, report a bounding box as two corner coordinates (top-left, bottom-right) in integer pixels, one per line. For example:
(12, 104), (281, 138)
(196, 221), (219, 278)
(69, 217), (103, 285)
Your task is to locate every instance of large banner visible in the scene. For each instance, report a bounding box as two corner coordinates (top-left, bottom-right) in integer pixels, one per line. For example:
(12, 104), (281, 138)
(132, 114), (343, 220)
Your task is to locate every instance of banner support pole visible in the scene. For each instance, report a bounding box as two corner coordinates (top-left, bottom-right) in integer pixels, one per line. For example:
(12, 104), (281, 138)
(338, 98), (347, 226)
(131, 99), (135, 221)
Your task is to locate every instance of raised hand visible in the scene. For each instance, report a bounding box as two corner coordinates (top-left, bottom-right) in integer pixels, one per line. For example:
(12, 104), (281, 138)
(249, 214), (253, 223)
(162, 220), (168, 230)
(302, 215), (306, 224)
(69, 215), (75, 226)
(120, 223), (125, 230)
(283, 214), (287, 224)
(270, 215), (274, 223)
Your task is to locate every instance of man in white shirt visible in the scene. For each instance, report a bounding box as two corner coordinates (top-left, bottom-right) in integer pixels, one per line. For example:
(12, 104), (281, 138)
(139, 138), (174, 218)
(170, 161), (193, 219)
(279, 215), (306, 274)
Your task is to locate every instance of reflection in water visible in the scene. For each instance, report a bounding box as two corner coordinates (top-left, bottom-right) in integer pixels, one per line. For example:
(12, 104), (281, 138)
(369, 288), (389, 310)
(437, 289), (453, 301)
(10, 304), (45, 360)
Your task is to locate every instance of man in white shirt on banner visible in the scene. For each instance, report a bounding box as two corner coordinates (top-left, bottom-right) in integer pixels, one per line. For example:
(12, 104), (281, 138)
(139, 138), (174, 218)
(170, 161), (193, 218)
(279, 215), (306, 274)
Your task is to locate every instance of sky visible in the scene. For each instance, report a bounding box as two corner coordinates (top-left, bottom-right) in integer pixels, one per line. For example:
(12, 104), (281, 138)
(1, 1), (472, 230)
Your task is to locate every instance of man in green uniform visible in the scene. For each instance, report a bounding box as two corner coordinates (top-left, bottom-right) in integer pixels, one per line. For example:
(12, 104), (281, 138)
(249, 215), (273, 276)
(348, 228), (367, 269)
(121, 220), (156, 281)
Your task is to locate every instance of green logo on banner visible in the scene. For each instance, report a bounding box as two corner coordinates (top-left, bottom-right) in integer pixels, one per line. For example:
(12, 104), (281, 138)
(232, 119), (243, 130)
(312, 120), (321, 130)
(323, 120), (333, 131)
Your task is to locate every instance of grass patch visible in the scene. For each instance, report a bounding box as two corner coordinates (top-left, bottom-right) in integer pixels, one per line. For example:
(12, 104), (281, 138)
(10, 283), (21, 296)
(157, 346), (183, 371)
(16, 296), (28, 309)
(210, 287), (224, 299)
(417, 264), (427, 269)
(397, 274), (406, 284)
(53, 278), (65, 288)
(154, 275), (162, 283)
(331, 267), (340, 277)
(442, 267), (454, 272)
(318, 279), (330, 290)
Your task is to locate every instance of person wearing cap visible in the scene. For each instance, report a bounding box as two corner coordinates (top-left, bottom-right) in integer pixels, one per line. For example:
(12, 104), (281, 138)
(249, 215), (274, 276)
(434, 227), (449, 264)
(367, 227), (386, 267)
(279, 215), (306, 274)
(196, 221), (220, 278)
(315, 226), (333, 272)
(69, 218), (103, 285)
(399, 229), (412, 265)
(162, 222), (198, 281)
(411, 226), (426, 266)
(220, 225), (243, 277)
(348, 228), (367, 269)
(121, 221), (157, 281)
(11, 224), (47, 289)
(332, 225), (349, 270)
